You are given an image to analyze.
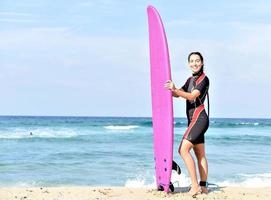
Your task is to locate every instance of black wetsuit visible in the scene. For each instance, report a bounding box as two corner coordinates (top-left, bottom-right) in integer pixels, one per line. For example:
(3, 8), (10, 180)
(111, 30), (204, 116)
(181, 72), (209, 145)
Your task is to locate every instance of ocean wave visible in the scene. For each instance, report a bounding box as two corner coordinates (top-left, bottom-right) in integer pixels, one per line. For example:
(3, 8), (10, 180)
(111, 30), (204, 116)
(135, 119), (271, 128)
(124, 172), (191, 188)
(124, 177), (155, 188)
(0, 180), (40, 188)
(124, 172), (271, 189)
(111, 120), (271, 129)
(0, 129), (78, 139)
(209, 120), (271, 128)
(216, 173), (271, 187)
(206, 134), (271, 143)
(104, 125), (139, 130)
(1, 117), (270, 131)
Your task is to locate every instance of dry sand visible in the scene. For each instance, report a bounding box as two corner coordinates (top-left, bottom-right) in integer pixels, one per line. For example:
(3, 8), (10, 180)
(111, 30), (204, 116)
(0, 186), (270, 200)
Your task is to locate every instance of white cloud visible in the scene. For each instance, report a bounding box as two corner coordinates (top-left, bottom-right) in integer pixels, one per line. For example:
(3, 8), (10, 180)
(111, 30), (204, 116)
(0, 11), (33, 16)
(0, 18), (36, 23)
(0, 11), (35, 23)
(0, 27), (150, 116)
(166, 19), (194, 27)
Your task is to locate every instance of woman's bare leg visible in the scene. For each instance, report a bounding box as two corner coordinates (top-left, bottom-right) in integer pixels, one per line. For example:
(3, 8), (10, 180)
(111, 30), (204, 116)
(193, 143), (208, 193)
(179, 139), (201, 194)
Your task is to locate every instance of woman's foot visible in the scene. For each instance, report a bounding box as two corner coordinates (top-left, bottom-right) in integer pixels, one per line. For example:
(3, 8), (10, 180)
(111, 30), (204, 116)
(201, 186), (208, 194)
(189, 186), (202, 198)
(199, 181), (208, 194)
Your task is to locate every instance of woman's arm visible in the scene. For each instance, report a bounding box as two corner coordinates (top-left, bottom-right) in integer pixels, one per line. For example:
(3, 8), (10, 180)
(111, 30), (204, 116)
(172, 89), (180, 97)
(165, 80), (201, 100)
(172, 88), (200, 101)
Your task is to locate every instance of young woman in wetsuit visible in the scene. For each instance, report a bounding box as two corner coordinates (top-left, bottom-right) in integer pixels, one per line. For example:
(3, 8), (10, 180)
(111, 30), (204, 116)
(165, 52), (209, 197)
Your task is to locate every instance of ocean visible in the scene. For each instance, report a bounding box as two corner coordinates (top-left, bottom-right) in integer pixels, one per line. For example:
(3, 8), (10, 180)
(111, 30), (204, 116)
(0, 116), (270, 188)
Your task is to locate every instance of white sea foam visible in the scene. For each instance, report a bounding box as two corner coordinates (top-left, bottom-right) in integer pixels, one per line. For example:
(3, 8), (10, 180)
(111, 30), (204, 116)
(124, 174), (158, 188)
(0, 128), (78, 139)
(124, 172), (271, 189)
(124, 172), (191, 188)
(237, 122), (260, 126)
(216, 173), (271, 188)
(170, 172), (191, 187)
(0, 181), (39, 188)
(124, 176), (155, 188)
(104, 125), (139, 130)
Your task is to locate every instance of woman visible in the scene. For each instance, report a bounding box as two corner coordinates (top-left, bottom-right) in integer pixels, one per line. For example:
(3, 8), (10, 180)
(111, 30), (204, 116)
(165, 52), (209, 197)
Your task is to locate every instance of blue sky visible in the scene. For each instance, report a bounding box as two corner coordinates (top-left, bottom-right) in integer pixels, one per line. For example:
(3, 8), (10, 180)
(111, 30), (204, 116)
(1, 0), (271, 118)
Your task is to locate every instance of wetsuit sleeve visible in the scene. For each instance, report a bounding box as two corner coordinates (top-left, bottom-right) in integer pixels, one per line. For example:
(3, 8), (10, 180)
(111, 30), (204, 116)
(180, 77), (191, 92)
(194, 77), (209, 95)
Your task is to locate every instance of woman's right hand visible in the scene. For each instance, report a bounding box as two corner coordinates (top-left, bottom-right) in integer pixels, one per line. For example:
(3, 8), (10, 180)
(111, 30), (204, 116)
(164, 80), (176, 91)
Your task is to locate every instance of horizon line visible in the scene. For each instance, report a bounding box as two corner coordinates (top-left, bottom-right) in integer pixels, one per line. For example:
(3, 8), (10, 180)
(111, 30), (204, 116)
(0, 115), (270, 120)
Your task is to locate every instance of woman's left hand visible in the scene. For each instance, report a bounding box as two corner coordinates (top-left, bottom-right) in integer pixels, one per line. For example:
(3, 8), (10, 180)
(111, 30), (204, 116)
(164, 80), (176, 91)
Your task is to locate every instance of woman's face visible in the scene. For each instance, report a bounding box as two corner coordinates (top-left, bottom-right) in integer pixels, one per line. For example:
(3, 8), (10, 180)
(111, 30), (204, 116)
(188, 54), (203, 74)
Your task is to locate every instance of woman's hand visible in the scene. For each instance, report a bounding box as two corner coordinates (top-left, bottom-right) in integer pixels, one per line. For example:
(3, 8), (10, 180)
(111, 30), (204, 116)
(164, 80), (176, 91)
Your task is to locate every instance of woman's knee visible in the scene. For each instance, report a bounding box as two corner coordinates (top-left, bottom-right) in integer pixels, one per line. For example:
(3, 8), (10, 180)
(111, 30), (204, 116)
(179, 140), (192, 158)
(197, 155), (207, 164)
(193, 144), (206, 159)
(194, 150), (205, 160)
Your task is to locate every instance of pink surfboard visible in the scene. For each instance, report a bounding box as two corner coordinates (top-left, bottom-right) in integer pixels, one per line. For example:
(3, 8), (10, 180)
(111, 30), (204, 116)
(147, 5), (180, 192)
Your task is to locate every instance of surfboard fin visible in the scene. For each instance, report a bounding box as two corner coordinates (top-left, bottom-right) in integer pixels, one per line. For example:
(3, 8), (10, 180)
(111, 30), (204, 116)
(172, 160), (181, 175)
(157, 183), (174, 192)
(157, 185), (164, 191)
(169, 182), (174, 192)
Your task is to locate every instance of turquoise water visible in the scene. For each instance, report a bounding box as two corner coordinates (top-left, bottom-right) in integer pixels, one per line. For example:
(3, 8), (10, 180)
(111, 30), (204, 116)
(0, 116), (270, 187)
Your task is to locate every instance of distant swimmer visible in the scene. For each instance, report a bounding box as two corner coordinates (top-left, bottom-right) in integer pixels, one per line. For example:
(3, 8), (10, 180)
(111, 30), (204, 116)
(30, 132), (33, 136)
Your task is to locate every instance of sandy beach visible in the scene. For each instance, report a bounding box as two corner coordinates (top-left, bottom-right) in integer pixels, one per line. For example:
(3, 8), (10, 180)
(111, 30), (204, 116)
(0, 186), (270, 200)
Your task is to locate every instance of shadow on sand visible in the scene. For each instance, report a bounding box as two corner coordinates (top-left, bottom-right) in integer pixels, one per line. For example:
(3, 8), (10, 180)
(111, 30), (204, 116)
(172, 183), (223, 194)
